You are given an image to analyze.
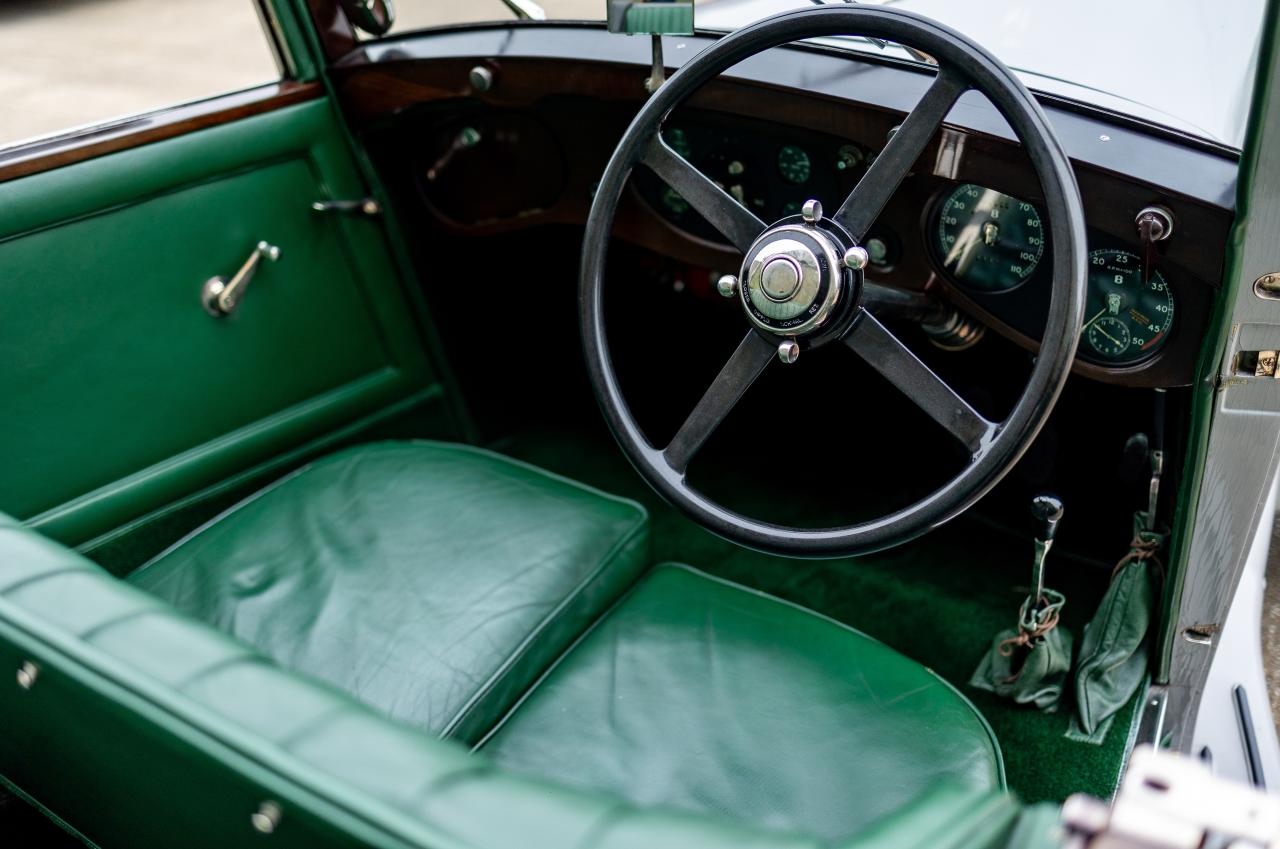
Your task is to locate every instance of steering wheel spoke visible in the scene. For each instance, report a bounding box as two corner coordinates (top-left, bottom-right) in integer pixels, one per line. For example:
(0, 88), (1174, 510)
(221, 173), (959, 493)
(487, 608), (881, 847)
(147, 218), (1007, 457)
(641, 135), (768, 253)
(664, 330), (777, 474)
(583, 6), (1086, 555)
(844, 310), (995, 455)
(833, 66), (969, 242)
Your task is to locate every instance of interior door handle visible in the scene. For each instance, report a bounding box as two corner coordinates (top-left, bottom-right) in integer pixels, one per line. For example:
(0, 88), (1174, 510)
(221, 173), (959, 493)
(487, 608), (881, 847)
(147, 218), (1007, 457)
(201, 241), (281, 317)
(311, 198), (381, 217)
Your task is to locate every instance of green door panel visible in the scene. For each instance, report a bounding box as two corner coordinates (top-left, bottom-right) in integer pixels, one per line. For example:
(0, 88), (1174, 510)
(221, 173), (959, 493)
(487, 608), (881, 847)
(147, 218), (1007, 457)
(0, 99), (442, 544)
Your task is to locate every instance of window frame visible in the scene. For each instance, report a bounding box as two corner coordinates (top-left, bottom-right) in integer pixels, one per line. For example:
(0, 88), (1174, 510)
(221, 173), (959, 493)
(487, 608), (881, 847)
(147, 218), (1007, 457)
(0, 0), (304, 177)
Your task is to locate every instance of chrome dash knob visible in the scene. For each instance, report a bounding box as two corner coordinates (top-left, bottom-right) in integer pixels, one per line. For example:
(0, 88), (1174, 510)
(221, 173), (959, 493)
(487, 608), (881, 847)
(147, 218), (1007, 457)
(716, 274), (739, 298)
(843, 246), (870, 271)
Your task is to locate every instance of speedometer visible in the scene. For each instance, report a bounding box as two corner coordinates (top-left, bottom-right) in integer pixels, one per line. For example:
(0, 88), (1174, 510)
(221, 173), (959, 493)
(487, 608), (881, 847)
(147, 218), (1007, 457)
(1080, 249), (1174, 365)
(935, 184), (1045, 293)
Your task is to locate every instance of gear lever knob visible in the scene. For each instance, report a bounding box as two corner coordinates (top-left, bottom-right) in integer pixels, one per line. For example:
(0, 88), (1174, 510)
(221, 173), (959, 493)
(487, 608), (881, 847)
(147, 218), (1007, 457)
(1031, 494), (1064, 543)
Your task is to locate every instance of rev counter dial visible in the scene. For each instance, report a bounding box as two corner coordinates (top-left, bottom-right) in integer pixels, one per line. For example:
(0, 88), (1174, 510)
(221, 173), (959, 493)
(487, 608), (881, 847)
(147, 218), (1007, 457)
(1080, 248), (1174, 365)
(935, 184), (1045, 292)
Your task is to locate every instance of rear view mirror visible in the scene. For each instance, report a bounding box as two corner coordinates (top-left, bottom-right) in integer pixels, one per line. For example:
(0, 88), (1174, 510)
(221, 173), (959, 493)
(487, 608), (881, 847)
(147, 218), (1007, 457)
(607, 0), (694, 35)
(340, 0), (395, 37)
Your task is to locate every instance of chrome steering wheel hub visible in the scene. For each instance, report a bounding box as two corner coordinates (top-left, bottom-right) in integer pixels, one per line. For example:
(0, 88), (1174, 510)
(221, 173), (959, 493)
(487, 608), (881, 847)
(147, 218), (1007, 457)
(740, 222), (851, 336)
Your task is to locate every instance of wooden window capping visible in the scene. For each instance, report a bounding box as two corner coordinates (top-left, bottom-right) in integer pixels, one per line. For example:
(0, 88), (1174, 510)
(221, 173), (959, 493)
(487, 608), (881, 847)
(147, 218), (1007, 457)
(0, 81), (324, 184)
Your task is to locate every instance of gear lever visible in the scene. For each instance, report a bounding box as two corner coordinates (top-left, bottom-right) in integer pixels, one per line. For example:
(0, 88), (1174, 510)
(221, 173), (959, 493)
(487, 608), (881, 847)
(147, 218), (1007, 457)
(1030, 494), (1064, 608)
(968, 493), (1072, 709)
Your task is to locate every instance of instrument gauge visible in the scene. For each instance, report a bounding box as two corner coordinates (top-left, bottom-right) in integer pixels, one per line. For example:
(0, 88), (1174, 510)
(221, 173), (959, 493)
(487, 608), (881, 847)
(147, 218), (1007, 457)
(1086, 316), (1131, 359)
(664, 127), (693, 160)
(777, 145), (811, 185)
(935, 184), (1044, 292)
(1080, 248), (1174, 365)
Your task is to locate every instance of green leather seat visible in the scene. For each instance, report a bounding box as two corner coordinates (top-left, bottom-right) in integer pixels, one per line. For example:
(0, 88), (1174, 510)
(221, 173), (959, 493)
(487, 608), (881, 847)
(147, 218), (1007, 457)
(127, 441), (651, 741)
(480, 564), (1004, 842)
(0, 442), (1015, 848)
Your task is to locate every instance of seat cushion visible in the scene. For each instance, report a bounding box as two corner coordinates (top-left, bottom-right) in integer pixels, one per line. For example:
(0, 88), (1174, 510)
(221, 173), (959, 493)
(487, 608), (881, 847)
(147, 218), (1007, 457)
(1, 515), (1020, 849)
(479, 564), (1004, 843)
(128, 440), (649, 742)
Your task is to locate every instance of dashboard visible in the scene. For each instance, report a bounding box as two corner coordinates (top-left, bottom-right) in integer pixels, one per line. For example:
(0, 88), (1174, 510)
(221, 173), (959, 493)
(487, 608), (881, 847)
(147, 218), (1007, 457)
(337, 24), (1238, 389)
(627, 109), (1225, 383)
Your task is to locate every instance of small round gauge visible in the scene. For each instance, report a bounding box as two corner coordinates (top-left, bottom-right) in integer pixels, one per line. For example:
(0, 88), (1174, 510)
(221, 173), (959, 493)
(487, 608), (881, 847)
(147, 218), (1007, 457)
(1086, 316), (1131, 359)
(835, 144), (865, 173)
(659, 186), (690, 217)
(777, 145), (811, 185)
(1080, 248), (1175, 365)
(935, 184), (1045, 292)
(664, 127), (693, 160)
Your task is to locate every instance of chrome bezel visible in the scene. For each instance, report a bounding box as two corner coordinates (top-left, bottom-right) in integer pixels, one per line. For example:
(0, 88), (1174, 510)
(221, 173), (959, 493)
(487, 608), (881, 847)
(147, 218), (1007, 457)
(739, 224), (845, 336)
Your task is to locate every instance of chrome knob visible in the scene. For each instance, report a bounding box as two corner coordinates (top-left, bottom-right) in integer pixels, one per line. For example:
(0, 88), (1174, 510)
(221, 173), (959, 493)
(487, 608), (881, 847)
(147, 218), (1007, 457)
(777, 340), (800, 364)
(716, 274), (739, 298)
(469, 66), (495, 92)
(16, 661), (37, 690)
(760, 257), (801, 301)
(801, 199), (823, 224)
(1031, 494), (1065, 543)
(843, 245), (870, 271)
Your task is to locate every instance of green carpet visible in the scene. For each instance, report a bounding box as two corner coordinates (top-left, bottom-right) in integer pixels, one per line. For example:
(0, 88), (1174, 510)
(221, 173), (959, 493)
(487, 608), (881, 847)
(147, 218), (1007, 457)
(494, 425), (1141, 806)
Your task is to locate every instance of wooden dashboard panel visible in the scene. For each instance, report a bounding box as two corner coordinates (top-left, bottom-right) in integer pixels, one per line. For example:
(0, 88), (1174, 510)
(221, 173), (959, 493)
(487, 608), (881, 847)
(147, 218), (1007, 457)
(331, 26), (1237, 387)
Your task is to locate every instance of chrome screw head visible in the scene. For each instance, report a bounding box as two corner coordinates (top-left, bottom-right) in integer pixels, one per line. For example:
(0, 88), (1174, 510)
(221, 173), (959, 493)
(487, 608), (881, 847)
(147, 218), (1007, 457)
(469, 66), (495, 92)
(251, 801), (283, 834)
(16, 661), (38, 690)
(777, 340), (800, 364)
(801, 199), (823, 224)
(716, 274), (739, 298)
(843, 246), (870, 271)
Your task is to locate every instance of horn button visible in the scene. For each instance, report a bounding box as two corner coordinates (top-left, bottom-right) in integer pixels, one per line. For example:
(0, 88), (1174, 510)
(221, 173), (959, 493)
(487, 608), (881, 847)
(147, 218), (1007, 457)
(741, 224), (850, 337)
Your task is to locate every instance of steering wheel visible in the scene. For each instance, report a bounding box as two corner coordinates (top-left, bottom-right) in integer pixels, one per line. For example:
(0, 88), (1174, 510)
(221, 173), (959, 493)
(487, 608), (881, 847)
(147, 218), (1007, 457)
(581, 6), (1087, 557)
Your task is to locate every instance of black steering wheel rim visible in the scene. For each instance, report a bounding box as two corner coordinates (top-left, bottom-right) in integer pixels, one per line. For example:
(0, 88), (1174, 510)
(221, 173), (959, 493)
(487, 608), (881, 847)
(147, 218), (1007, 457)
(581, 6), (1087, 558)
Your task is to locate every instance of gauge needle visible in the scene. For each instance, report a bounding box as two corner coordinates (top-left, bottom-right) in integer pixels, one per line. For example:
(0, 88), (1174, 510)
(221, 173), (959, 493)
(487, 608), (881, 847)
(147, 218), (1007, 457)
(1081, 308), (1107, 331)
(1092, 323), (1124, 346)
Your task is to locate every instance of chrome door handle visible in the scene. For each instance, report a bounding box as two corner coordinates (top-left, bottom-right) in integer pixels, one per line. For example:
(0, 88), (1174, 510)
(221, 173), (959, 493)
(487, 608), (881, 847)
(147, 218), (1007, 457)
(311, 198), (381, 216)
(201, 241), (281, 317)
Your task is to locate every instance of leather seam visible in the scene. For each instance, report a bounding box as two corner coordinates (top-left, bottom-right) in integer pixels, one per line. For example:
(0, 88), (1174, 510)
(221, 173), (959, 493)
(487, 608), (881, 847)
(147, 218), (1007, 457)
(127, 461), (318, 582)
(128, 439), (648, 583)
(396, 439), (650, 517)
(78, 385), (444, 561)
(470, 564), (659, 752)
(77, 607), (159, 641)
(277, 703), (359, 749)
(174, 651), (260, 691)
(408, 763), (494, 809)
(0, 565), (95, 596)
(439, 513), (650, 742)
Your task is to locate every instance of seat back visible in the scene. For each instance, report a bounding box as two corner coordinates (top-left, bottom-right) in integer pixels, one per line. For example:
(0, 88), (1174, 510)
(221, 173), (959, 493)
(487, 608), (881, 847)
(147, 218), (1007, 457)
(0, 515), (1021, 849)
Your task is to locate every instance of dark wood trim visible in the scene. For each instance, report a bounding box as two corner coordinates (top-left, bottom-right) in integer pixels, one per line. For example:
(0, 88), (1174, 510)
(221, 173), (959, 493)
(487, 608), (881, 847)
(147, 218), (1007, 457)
(305, 0), (358, 61)
(345, 51), (1233, 387)
(0, 81), (325, 184)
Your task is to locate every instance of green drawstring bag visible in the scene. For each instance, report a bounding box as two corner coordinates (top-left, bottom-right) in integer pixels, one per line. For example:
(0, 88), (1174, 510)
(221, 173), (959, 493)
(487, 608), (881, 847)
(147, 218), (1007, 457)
(969, 589), (1074, 712)
(1068, 510), (1164, 743)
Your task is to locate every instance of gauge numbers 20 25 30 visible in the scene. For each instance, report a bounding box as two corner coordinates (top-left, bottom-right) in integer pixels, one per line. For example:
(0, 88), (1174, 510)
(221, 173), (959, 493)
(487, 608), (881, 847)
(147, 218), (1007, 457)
(1080, 248), (1174, 365)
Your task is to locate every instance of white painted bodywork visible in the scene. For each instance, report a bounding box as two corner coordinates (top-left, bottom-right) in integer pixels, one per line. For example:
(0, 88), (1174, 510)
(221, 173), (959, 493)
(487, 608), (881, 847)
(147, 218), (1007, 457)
(696, 0), (1268, 147)
(1191, 472), (1280, 787)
